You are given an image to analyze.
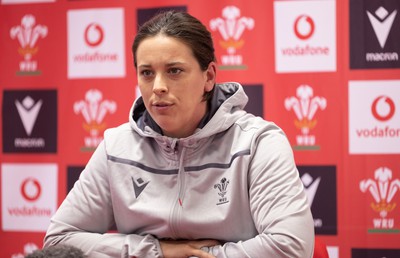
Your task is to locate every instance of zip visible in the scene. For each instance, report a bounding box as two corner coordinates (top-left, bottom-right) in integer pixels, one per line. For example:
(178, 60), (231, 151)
(169, 141), (186, 238)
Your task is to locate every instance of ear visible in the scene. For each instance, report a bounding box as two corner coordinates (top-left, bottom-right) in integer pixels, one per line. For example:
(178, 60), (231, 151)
(204, 61), (216, 92)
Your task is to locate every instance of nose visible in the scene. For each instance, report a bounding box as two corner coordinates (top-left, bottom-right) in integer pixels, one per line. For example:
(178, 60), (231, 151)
(153, 74), (168, 95)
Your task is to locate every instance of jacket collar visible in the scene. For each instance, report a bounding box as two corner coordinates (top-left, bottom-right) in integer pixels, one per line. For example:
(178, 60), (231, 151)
(129, 82), (248, 142)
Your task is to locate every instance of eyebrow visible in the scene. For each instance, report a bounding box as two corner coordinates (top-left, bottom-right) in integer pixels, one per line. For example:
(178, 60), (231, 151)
(166, 61), (185, 66)
(137, 61), (186, 69)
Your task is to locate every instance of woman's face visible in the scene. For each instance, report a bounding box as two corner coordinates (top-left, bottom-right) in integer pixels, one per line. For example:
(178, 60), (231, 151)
(136, 35), (216, 138)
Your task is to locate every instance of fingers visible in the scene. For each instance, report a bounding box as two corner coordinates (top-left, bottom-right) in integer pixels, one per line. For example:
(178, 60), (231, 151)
(189, 239), (220, 249)
(189, 248), (215, 258)
(188, 240), (219, 258)
(160, 239), (219, 258)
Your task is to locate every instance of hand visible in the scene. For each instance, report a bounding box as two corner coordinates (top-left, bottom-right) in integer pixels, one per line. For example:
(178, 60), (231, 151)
(160, 239), (219, 258)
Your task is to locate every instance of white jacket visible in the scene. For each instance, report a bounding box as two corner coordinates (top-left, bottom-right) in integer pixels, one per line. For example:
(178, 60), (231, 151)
(44, 82), (314, 258)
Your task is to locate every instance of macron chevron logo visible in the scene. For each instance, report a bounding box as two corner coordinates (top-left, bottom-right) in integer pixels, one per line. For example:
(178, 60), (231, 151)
(131, 177), (149, 198)
(15, 96), (42, 136)
(301, 173), (321, 207)
(366, 6), (397, 48)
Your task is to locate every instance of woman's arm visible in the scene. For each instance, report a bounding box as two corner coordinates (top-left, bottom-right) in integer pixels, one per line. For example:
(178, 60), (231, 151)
(44, 141), (220, 258)
(206, 128), (315, 258)
(44, 141), (164, 257)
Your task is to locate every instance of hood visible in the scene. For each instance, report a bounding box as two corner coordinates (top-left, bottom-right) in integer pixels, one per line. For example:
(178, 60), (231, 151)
(129, 82), (248, 140)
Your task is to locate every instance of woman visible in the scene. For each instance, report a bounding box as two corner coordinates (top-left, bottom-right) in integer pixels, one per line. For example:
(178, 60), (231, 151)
(44, 11), (314, 258)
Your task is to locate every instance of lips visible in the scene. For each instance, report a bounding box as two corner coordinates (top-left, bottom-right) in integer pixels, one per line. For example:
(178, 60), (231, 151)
(152, 101), (172, 107)
(151, 101), (173, 111)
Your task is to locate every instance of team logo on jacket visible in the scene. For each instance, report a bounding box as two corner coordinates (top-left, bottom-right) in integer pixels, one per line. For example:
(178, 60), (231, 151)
(359, 166), (400, 233)
(10, 14), (48, 76)
(210, 6), (254, 70)
(284, 85), (327, 150)
(214, 178), (230, 205)
(74, 89), (116, 151)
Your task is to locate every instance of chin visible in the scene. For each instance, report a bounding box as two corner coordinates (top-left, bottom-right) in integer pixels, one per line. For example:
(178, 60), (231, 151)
(155, 120), (176, 132)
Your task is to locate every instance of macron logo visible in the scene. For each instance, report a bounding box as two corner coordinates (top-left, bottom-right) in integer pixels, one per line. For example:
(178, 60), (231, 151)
(131, 177), (149, 198)
(367, 6), (397, 48)
(15, 96), (42, 136)
(301, 173), (321, 207)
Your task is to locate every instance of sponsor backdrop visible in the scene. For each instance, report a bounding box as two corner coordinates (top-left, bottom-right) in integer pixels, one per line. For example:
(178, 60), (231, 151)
(0, 0), (399, 257)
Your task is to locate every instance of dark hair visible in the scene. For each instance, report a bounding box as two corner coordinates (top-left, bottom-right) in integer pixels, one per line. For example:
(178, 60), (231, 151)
(132, 11), (216, 70)
(25, 245), (86, 258)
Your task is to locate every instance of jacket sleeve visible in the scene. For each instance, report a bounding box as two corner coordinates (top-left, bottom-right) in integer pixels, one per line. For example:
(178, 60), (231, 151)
(210, 126), (315, 258)
(43, 141), (163, 258)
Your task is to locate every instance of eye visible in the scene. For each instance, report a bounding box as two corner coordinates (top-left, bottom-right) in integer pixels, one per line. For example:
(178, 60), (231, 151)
(168, 67), (182, 75)
(139, 69), (154, 77)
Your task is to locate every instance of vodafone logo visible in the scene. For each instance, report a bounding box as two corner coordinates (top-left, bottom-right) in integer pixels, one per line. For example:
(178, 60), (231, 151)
(349, 80), (400, 154)
(67, 8), (125, 78)
(84, 23), (104, 47)
(21, 178), (41, 202)
(294, 15), (315, 40)
(274, 1), (336, 72)
(2, 163), (57, 231)
(371, 95), (395, 121)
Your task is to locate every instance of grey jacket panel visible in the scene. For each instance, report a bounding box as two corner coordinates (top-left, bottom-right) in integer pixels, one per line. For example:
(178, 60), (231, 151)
(44, 82), (314, 258)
